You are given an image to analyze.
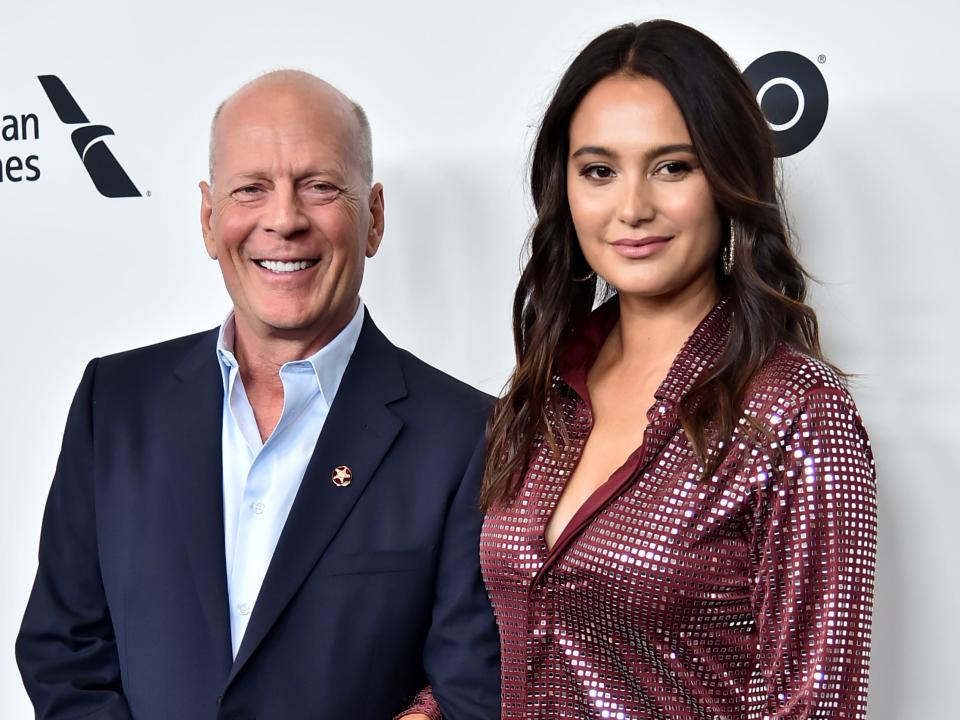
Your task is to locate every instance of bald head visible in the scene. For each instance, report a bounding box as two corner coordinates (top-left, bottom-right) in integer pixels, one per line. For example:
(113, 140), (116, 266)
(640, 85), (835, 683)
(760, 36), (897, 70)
(208, 70), (372, 185)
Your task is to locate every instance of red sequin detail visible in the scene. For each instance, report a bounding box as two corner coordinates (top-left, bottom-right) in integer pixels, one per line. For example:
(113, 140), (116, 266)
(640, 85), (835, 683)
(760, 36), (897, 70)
(481, 301), (877, 719)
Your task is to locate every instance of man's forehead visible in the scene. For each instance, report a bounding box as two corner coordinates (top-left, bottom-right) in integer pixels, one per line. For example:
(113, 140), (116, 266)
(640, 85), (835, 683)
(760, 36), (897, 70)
(218, 108), (351, 145)
(208, 70), (369, 183)
(215, 127), (352, 177)
(217, 84), (354, 139)
(219, 130), (349, 172)
(213, 89), (358, 175)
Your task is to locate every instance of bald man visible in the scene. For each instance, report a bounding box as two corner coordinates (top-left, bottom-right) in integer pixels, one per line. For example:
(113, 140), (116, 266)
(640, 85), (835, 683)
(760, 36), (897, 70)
(17, 71), (501, 720)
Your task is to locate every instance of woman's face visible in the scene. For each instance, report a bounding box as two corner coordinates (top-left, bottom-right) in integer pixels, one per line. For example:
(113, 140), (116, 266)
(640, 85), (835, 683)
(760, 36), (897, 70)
(566, 74), (721, 301)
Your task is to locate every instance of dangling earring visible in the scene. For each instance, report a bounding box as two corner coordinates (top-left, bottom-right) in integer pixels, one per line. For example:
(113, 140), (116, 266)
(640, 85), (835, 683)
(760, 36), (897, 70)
(573, 269), (596, 283)
(723, 218), (736, 276)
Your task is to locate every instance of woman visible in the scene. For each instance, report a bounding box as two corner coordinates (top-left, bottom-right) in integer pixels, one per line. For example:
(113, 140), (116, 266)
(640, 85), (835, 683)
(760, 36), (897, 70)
(480, 20), (876, 720)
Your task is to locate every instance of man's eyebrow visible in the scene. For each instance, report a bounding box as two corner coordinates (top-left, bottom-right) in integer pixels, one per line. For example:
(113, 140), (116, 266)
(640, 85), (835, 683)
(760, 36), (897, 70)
(298, 167), (347, 180)
(230, 171), (272, 182)
(570, 143), (697, 161)
(226, 168), (348, 184)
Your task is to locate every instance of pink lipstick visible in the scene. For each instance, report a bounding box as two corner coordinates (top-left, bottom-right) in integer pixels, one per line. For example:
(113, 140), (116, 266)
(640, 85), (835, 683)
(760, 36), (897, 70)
(609, 235), (672, 259)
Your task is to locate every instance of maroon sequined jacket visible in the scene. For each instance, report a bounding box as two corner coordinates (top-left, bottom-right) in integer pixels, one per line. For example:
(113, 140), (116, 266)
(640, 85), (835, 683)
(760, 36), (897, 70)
(481, 299), (877, 719)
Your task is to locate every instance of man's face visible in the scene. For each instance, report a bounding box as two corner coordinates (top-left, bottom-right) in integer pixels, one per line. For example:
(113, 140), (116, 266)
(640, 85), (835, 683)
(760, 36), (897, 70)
(200, 83), (383, 348)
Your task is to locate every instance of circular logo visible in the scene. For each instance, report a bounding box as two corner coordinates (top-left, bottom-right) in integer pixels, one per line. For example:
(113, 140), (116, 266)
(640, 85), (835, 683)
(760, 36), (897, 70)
(331, 465), (353, 487)
(742, 51), (828, 157)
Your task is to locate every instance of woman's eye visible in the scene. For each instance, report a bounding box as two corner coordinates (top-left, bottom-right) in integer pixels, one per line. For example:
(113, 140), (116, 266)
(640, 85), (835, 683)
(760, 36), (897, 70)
(581, 165), (615, 180)
(656, 161), (692, 178)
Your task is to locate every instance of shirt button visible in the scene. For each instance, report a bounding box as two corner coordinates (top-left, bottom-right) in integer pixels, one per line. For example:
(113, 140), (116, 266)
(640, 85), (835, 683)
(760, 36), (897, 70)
(237, 603), (250, 616)
(252, 501), (266, 514)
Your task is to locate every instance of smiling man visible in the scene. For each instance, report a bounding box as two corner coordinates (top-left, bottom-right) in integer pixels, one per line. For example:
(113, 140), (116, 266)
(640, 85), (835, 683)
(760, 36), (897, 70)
(17, 71), (501, 720)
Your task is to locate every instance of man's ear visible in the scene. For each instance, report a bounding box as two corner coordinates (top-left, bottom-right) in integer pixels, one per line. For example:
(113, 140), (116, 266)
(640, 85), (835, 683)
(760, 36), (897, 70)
(365, 182), (385, 258)
(199, 181), (217, 259)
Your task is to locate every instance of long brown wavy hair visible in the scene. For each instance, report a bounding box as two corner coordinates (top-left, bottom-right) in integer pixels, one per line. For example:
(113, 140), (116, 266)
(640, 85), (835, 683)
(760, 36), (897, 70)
(481, 19), (834, 512)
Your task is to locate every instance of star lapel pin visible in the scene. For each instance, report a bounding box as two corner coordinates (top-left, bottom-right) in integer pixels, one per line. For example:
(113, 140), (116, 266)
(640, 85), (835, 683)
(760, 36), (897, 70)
(331, 465), (353, 487)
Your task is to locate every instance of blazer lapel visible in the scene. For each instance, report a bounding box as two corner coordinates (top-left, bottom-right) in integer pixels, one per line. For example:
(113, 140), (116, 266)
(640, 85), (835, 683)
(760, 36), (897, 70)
(167, 330), (234, 671)
(226, 313), (407, 686)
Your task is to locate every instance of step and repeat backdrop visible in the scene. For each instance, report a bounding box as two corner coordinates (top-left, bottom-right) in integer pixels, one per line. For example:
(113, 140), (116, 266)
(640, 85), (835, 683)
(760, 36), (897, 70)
(1, 0), (955, 716)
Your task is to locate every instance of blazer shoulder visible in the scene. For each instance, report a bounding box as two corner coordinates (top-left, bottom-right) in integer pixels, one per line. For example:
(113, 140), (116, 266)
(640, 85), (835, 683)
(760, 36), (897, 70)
(393, 346), (495, 418)
(93, 328), (218, 384)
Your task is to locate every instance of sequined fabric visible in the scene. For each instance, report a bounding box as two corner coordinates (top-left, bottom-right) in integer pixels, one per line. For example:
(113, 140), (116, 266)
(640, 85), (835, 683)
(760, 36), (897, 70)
(394, 686), (441, 720)
(480, 300), (877, 719)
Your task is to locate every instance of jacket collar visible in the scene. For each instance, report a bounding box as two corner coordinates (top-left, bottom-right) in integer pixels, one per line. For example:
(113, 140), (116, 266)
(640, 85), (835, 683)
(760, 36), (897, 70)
(557, 294), (732, 411)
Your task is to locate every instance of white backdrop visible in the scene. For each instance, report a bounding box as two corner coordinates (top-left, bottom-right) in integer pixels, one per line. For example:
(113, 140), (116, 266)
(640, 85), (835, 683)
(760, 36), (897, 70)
(2, 1), (957, 717)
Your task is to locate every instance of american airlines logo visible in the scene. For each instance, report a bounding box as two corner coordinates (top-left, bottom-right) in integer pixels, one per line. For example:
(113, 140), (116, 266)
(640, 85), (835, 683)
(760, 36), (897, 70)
(37, 75), (141, 198)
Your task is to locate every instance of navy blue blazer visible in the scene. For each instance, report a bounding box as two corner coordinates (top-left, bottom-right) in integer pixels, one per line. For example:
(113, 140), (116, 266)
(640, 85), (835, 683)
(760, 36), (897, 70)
(17, 312), (501, 719)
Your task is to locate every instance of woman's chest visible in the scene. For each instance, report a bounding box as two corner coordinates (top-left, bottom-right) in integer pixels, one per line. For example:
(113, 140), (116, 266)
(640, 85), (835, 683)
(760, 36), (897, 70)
(480, 420), (772, 622)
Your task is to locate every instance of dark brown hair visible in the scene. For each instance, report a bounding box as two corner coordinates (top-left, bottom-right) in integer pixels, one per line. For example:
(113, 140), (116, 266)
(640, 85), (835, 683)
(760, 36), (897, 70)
(481, 19), (832, 511)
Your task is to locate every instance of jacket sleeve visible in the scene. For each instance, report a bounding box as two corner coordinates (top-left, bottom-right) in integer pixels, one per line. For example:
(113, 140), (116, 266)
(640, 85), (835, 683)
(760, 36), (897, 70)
(409, 431), (501, 719)
(16, 359), (133, 719)
(749, 387), (877, 719)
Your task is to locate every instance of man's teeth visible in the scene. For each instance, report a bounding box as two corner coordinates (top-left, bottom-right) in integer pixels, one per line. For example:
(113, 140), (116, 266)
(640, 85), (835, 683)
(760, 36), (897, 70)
(257, 260), (316, 273)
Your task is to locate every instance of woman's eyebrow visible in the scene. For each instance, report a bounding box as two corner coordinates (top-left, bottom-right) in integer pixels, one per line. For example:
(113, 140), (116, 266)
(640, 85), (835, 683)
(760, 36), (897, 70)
(570, 144), (616, 160)
(570, 143), (696, 161)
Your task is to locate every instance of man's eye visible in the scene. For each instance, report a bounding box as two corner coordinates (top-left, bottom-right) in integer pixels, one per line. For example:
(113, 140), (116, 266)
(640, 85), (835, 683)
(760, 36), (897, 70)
(580, 165), (615, 180)
(233, 186), (263, 198)
(308, 183), (338, 193)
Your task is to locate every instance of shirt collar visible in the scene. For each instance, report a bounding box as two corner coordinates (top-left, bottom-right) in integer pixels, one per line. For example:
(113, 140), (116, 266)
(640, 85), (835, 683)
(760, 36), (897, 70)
(557, 295), (732, 410)
(215, 300), (366, 406)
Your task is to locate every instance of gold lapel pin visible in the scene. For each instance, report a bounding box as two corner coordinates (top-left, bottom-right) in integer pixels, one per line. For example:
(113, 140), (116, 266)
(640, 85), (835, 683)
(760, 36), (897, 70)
(331, 465), (353, 487)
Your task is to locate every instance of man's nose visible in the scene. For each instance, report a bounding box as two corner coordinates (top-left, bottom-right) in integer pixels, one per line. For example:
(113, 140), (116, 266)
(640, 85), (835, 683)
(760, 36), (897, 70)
(262, 185), (310, 238)
(617, 176), (656, 227)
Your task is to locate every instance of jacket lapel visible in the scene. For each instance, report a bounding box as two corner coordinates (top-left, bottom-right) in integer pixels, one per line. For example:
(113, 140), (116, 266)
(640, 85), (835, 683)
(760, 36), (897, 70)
(167, 329), (234, 671)
(226, 313), (407, 686)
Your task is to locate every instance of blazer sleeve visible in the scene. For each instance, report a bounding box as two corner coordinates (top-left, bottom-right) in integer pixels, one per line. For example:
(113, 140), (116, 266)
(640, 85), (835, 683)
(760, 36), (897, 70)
(411, 432), (501, 719)
(748, 387), (877, 719)
(16, 359), (133, 719)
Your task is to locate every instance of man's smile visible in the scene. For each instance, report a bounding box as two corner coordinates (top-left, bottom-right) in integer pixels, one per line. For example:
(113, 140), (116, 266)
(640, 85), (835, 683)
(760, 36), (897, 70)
(254, 259), (319, 273)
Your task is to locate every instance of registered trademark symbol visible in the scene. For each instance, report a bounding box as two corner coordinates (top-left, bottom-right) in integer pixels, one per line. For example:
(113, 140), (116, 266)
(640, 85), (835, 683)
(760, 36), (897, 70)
(146, 190), (152, 197)
(817, 54), (826, 64)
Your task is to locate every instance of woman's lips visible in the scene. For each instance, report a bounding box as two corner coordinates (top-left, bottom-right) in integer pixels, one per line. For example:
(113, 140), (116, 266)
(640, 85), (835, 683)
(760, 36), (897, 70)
(609, 236), (673, 258)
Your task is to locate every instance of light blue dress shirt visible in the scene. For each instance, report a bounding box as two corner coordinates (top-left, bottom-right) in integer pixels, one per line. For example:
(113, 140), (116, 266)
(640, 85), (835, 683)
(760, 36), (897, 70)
(215, 302), (365, 658)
